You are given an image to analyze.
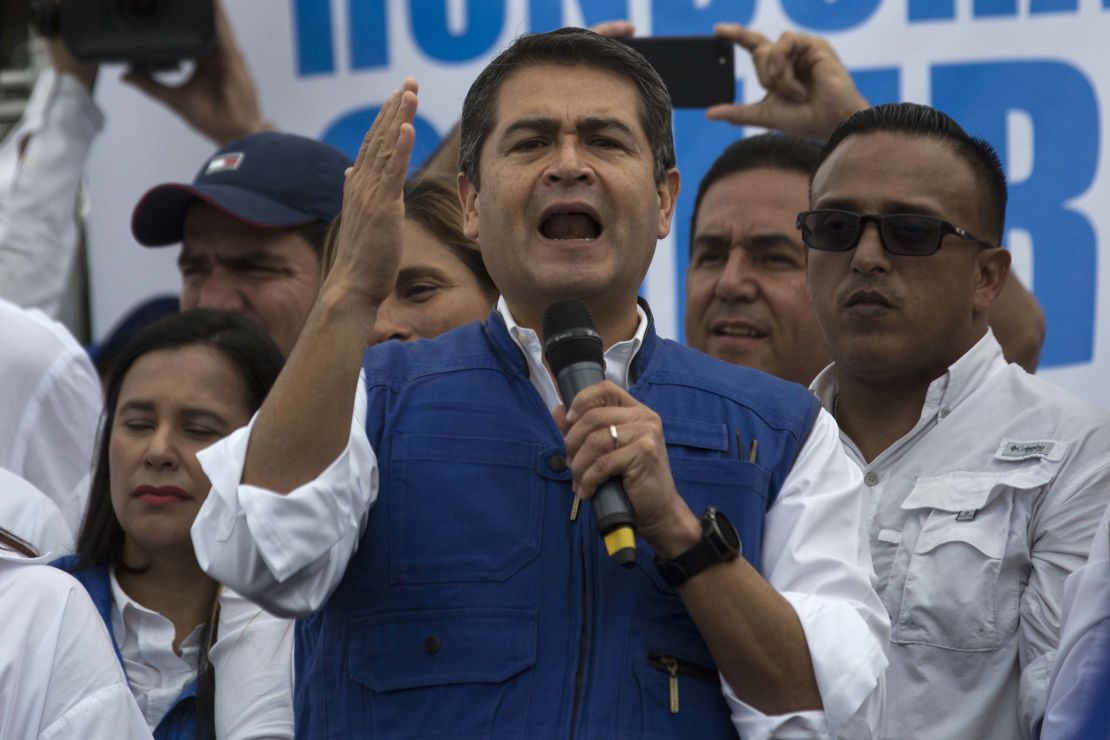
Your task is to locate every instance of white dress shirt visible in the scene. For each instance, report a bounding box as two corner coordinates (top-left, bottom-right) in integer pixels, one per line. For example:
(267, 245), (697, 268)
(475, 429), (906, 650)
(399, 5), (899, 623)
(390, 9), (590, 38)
(0, 551), (151, 740)
(193, 299), (889, 739)
(1040, 499), (1110, 739)
(0, 68), (102, 317)
(108, 570), (295, 738)
(812, 330), (1110, 740)
(0, 467), (73, 557)
(0, 297), (101, 532)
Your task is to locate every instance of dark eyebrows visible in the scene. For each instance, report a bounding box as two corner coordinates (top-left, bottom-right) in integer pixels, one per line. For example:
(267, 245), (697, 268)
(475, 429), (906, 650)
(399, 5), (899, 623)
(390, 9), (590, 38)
(502, 117), (560, 140)
(815, 197), (946, 220)
(691, 231), (803, 257)
(116, 399), (230, 429)
(500, 116), (637, 141)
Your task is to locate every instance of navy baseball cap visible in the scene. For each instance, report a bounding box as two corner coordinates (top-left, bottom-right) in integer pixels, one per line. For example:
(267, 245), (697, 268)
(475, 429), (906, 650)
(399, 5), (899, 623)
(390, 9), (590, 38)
(131, 131), (352, 247)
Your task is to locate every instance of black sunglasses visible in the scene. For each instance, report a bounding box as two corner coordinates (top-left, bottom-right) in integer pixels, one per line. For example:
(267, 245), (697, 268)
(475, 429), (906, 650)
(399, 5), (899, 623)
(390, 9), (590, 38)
(796, 209), (995, 257)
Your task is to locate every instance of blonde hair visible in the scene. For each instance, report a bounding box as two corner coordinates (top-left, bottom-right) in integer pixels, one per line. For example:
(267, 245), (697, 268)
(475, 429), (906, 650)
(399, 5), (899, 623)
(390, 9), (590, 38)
(320, 175), (495, 296)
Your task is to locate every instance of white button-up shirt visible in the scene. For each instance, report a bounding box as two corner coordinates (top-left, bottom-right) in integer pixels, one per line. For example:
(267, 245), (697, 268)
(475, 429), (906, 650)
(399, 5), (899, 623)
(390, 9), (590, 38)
(0, 68), (102, 317)
(0, 551), (151, 740)
(109, 571), (295, 739)
(812, 330), (1110, 740)
(0, 297), (101, 533)
(0, 467), (73, 557)
(192, 299), (889, 739)
(1040, 499), (1110, 739)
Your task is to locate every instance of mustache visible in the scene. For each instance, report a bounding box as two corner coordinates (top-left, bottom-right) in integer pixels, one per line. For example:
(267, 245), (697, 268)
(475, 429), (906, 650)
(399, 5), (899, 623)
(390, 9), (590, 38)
(837, 278), (900, 308)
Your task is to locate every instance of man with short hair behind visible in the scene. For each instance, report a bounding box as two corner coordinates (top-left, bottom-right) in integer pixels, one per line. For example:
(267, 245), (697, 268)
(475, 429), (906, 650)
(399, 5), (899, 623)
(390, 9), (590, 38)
(190, 28), (888, 739)
(685, 133), (828, 386)
(802, 102), (1110, 739)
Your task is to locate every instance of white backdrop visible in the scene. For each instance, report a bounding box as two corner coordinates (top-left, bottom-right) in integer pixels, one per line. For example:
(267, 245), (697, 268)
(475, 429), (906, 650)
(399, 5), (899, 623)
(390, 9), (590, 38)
(85, 0), (1110, 405)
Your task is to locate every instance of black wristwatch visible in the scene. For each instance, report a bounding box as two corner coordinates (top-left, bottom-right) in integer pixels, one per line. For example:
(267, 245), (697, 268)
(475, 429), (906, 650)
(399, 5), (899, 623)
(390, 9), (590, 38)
(654, 507), (742, 588)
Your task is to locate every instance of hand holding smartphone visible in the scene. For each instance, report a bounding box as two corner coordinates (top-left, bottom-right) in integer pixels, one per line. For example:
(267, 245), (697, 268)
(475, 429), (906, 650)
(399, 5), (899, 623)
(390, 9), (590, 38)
(621, 36), (735, 108)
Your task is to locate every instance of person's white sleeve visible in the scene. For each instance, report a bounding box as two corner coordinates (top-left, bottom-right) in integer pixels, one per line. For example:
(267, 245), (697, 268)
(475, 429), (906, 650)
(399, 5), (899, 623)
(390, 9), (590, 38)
(0, 68), (103, 316)
(1039, 501), (1110, 740)
(37, 569), (152, 740)
(14, 344), (101, 533)
(0, 467), (74, 558)
(723, 409), (889, 740)
(1017, 460), (1110, 738)
(192, 373), (377, 618)
(212, 589), (295, 740)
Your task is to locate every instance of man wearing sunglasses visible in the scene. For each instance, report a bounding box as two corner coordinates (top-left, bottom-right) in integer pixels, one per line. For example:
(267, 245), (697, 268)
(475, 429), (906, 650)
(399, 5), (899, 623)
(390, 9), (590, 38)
(688, 24), (1044, 379)
(802, 102), (1110, 740)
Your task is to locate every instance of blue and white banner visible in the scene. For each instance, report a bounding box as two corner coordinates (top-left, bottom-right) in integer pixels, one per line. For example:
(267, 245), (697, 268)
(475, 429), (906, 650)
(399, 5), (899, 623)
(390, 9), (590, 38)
(86, 0), (1110, 405)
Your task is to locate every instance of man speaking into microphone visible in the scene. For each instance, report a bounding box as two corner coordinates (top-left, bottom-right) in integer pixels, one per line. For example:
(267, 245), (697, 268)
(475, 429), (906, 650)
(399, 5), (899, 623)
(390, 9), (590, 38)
(190, 28), (887, 739)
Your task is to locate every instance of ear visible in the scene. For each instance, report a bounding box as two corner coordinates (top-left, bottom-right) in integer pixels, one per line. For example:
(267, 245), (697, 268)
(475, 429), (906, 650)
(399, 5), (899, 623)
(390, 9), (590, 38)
(655, 168), (681, 239)
(458, 172), (480, 240)
(973, 246), (1011, 315)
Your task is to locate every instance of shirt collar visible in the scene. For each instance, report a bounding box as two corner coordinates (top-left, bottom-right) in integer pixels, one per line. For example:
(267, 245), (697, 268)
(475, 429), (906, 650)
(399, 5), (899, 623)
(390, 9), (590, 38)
(811, 328), (1005, 420)
(496, 296), (649, 409)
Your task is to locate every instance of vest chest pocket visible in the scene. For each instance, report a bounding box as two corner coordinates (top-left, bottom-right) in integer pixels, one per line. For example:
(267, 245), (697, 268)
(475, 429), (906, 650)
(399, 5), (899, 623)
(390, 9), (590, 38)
(345, 609), (537, 738)
(388, 434), (543, 584)
(894, 466), (1050, 651)
(633, 418), (770, 593)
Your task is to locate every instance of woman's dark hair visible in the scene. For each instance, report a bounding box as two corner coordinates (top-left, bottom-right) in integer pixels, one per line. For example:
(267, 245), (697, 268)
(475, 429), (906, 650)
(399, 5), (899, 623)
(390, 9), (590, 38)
(76, 308), (283, 740)
(0, 527), (37, 557)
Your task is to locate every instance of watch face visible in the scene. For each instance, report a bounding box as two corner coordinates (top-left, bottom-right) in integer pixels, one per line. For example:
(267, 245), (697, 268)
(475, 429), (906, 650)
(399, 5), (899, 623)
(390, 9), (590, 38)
(707, 508), (741, 553)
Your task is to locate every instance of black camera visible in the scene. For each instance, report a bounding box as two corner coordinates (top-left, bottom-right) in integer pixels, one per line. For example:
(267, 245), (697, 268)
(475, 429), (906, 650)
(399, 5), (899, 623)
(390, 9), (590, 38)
(30, 0), (214, 65)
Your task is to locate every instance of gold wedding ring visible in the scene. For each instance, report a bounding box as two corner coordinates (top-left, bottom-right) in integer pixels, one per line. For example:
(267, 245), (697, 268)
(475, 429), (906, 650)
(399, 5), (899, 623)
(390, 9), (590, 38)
(609, 424), (620, 450)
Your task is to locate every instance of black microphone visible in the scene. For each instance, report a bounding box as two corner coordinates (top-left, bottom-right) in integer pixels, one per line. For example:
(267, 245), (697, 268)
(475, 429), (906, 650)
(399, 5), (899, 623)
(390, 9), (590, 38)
(543, 299), (636, 567)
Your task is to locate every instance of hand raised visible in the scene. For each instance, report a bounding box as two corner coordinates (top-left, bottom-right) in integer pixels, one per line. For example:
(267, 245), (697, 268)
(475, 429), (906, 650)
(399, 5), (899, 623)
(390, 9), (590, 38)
(323, 80), (419, 311)
(707, 24), (869, 141)
(122, 1), (267, 145)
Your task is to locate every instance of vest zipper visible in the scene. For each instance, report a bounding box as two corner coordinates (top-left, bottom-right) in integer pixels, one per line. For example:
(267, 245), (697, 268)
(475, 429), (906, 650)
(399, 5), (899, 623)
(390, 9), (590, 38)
(568, 548), (589, 738)
(646, 651), (719, 715)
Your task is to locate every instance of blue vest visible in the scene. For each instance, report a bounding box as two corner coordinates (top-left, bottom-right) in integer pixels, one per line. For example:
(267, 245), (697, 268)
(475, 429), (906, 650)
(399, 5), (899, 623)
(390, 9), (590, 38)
(294, 310), (820, 739)
(51, 555), (197, 740)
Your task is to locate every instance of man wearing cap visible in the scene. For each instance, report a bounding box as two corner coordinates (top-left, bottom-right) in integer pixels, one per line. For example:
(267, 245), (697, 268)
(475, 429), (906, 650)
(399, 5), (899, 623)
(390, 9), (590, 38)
(192, 29), (888, 739)
(131, 131), (351, 356)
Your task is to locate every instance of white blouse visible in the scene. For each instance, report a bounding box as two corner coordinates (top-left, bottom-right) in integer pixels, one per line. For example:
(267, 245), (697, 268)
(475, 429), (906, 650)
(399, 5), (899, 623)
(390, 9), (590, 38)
(109, 569), (294, 739)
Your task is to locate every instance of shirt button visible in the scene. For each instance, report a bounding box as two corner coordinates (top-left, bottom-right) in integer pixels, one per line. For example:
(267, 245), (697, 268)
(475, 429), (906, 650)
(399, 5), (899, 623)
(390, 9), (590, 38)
(864, 471), (880, 486)
(547, 455), (568, 473)
(423, 636), (442, 656)
(939, 407), (951, 419)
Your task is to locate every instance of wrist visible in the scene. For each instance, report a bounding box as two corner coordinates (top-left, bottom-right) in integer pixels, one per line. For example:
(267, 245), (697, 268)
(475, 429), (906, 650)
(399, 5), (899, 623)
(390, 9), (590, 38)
(642, 498), (702, 560)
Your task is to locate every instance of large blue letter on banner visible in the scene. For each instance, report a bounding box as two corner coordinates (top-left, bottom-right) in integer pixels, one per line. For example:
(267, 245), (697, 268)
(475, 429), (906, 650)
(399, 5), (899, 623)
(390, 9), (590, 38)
(350, 0), (389, 70)
(410, 0), (505, 63)
(783, 0), (881, 31)
(528, 0), (629, 32)
(293, 0), (335, 75)
(652, 0), (755, 34)
(933, 61), (1100, 366)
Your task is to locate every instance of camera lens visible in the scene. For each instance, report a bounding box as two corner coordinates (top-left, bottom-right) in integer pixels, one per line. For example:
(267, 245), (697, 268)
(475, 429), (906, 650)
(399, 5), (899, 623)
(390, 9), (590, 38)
(115, 0), (164, 27)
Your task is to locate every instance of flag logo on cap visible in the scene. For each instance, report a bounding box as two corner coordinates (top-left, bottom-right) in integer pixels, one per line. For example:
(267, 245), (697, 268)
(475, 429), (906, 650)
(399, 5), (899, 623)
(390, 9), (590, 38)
(206, 153), (245, 175)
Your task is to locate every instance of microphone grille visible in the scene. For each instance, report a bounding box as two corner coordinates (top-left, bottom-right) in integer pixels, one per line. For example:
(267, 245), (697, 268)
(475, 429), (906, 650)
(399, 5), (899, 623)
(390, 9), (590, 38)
(542, 300), (603, 374)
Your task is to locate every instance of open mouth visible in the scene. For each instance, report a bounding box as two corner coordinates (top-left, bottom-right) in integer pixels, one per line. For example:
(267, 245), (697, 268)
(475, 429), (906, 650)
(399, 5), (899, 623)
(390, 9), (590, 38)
(539, 211), (603, 240)
(711, 320), (767, 339)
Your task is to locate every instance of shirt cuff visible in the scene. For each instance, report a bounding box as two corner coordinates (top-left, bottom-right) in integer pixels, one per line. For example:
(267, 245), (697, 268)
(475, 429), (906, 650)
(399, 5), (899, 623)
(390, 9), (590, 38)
(721, 591), (886, 738)
(195, 402), (375, 584)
